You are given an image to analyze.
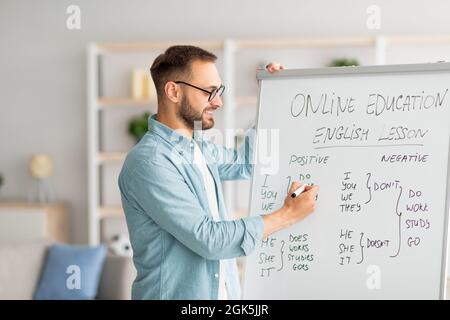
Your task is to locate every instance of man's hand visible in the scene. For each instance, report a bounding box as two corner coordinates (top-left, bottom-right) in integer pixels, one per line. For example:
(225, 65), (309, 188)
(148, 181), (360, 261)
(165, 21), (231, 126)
(261, 181), (319, 239)
(265, 62), (286, 72)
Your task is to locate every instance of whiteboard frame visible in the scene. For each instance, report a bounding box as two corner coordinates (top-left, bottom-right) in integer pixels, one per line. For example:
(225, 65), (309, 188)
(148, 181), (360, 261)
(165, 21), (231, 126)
(246, 62), (450, 300)
(257, 61), (450, 79)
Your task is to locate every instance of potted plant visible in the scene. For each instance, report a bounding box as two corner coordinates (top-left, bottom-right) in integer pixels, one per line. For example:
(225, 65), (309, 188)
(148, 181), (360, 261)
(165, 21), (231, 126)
(0, 173), (4, 197)
(329, 58), (360, 67)
(128, 112), (152, 143)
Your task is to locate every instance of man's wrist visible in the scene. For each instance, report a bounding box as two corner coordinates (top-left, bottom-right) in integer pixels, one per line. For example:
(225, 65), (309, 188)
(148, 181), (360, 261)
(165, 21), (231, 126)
(261, 206), (294, 239)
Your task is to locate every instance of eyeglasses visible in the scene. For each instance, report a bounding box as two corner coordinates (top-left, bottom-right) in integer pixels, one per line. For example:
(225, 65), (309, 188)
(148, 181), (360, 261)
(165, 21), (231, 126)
(174, 81), (225, 102)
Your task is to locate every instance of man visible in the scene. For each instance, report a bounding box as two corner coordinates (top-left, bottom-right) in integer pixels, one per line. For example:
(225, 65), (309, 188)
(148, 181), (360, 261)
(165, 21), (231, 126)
(118, 45), (319, 300)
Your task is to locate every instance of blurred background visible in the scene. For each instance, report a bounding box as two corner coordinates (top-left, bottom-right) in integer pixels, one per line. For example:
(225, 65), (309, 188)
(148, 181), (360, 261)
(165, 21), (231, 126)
(1, 0), (450, 299)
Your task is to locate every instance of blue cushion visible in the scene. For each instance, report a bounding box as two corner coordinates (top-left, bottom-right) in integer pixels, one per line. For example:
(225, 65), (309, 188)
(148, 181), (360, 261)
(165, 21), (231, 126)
(33, 244), (107, 300)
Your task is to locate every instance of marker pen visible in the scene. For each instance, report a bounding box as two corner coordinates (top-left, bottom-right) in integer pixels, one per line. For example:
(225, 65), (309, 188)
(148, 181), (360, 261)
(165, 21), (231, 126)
(291, 184), (307, 198)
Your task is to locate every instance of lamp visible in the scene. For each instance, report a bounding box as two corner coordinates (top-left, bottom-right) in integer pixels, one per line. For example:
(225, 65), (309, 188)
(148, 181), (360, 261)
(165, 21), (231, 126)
(28, 154), (55, 203)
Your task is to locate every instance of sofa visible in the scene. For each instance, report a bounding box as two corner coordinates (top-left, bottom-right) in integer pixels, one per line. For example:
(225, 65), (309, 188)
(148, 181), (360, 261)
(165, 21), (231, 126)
(0, 239), (136, 300)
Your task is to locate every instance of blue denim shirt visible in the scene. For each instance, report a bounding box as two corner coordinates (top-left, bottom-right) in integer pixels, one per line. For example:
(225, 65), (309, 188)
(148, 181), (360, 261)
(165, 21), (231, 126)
(118, 114), (264, 300)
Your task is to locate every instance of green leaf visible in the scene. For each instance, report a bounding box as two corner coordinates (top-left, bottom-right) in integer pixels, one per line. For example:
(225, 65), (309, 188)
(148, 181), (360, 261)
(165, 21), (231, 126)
(128, 112), (152, 143)
(329, 58), (360, 67)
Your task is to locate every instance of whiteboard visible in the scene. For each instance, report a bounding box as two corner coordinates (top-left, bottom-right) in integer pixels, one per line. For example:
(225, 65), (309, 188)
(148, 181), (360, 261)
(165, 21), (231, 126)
(242, 63), (450, 300)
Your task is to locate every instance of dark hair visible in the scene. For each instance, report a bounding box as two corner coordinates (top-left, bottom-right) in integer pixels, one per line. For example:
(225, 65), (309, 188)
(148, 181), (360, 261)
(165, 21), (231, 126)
(150, 45), (217, 100)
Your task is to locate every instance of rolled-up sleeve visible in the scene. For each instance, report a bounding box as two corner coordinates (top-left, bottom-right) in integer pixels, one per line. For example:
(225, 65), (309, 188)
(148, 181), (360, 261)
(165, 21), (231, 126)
(240, 215), (264, 255)
(123, 159), (263, 260)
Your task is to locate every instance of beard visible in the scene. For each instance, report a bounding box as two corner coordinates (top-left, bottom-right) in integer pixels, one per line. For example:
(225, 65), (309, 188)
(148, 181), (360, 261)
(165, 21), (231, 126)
(178, 96), (215, 130)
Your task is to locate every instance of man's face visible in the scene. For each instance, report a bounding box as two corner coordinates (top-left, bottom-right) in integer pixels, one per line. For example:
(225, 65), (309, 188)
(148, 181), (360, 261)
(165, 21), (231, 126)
(177, 60), (223, 130)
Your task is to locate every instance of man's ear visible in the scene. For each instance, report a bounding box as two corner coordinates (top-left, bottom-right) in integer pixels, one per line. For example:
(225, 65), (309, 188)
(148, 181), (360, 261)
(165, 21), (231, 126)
(164, 81), (181, 103)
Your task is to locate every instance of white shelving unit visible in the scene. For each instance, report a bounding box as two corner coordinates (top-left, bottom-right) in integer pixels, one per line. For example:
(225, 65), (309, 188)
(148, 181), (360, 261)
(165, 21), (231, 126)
(87, 35), (450, 245)
(87, 44), (160, 244)
(87, 41), (233, 244)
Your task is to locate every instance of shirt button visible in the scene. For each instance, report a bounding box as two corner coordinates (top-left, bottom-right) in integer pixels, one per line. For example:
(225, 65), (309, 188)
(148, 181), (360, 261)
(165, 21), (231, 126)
(214, 273), (219, 278)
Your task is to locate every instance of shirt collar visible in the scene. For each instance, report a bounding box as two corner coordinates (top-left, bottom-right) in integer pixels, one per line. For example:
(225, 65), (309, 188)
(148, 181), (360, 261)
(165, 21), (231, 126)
(148, 114), (206, 154)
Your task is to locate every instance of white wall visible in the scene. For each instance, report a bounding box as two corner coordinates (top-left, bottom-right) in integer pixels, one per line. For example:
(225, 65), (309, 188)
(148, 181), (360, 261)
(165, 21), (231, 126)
(2, 0), (450, 243)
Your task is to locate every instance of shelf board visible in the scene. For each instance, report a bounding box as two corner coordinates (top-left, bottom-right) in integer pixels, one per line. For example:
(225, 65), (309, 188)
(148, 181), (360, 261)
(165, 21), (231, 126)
(94, 35), (450, 53)
(99, 96), (259, 109)
(385, 34), (450, 45)
(96, 41), (223, 52)
(235, 36), (375, 49)
(234, 209), (249, 219)
(98, 98), (157, 109)
(0, 202), (67, 210)
(235, 96), (258, 107)
(100, 207), (248, 219)
(100, 207), (247, 220)
(99, 206), (124, 218)
(98, 152), (126, 164)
